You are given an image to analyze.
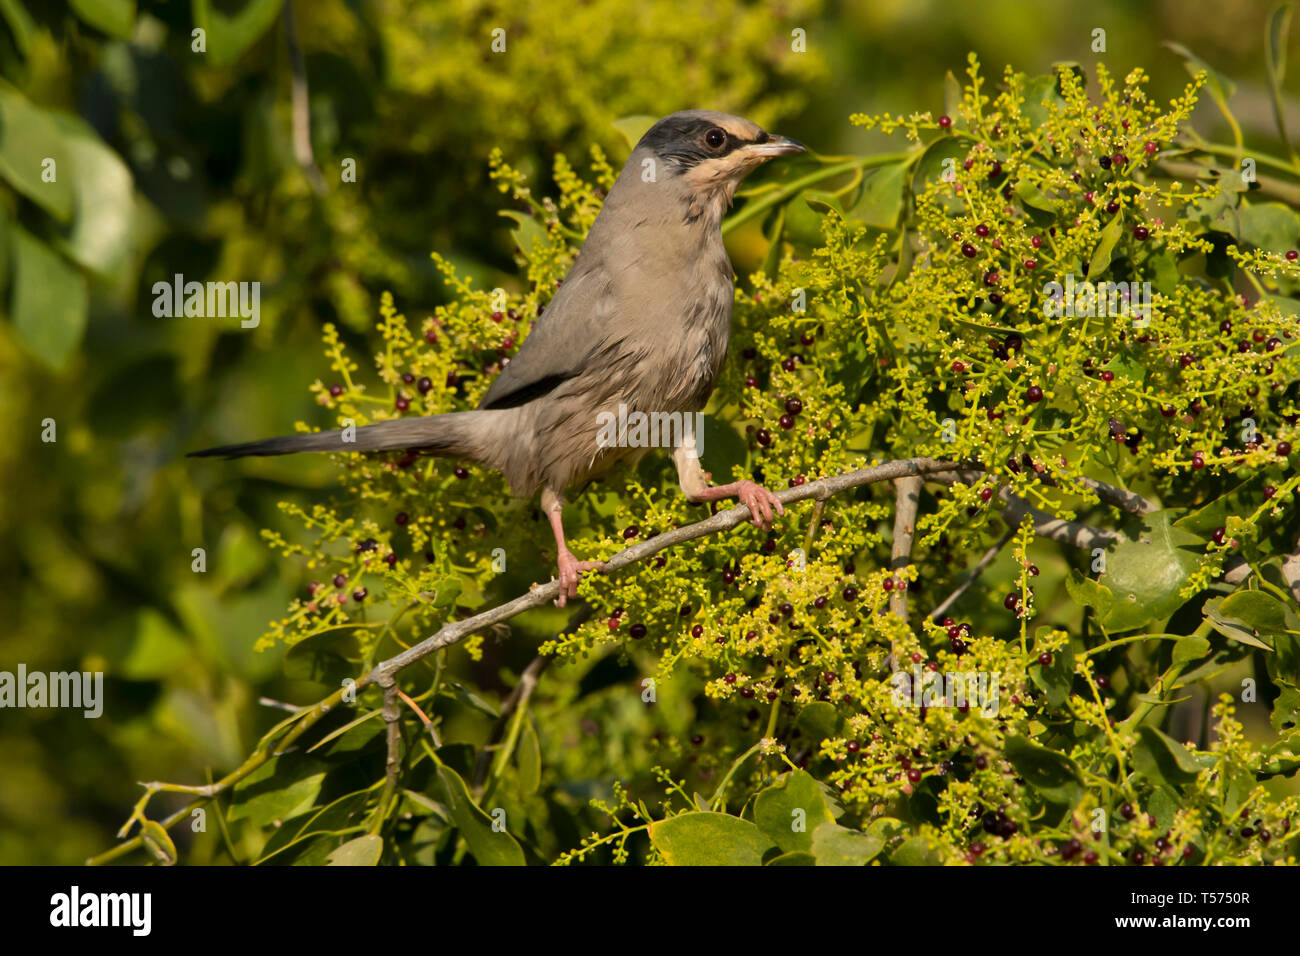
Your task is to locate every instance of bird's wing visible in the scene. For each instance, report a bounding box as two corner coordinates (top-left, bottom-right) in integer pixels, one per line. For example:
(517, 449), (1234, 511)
(478, 253), (614, 410)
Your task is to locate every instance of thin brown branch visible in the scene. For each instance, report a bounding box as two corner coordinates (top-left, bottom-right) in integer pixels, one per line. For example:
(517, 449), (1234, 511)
(889, 476), (922, 622)
(366, 457), (960, 687)
(928, 526), (1016, 621)
(397, 689), (440, 746)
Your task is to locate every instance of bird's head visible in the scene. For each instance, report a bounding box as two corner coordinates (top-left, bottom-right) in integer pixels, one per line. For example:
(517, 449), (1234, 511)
(633, 110), (805, 224)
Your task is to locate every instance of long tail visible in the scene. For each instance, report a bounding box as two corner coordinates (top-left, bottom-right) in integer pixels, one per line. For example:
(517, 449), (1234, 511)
(188, 411), (492, 460)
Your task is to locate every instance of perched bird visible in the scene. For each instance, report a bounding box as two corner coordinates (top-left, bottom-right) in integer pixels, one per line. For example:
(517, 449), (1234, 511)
(191, 110), (805, 605)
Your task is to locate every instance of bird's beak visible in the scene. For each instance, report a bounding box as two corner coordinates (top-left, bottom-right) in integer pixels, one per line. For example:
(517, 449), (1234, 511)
(743, 134), (806, 158)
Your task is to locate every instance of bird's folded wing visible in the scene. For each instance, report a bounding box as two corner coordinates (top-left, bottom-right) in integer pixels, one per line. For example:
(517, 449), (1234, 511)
(477, 254), (614, 410)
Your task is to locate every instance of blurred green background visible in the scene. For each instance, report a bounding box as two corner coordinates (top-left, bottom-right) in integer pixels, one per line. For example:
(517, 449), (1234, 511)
(1, 0), (1293, 864)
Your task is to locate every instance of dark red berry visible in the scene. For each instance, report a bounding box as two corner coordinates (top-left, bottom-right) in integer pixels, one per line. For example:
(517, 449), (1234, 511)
(755, 428), (772, 447)
(329, 384), (343, 397)
(1025, 385), (1044, 403)
(784, 397), (803, 415)
(842, 586), (858, 602)
(454, 466), (469, 479)
(779, 413), (795, 429)
(1133, 225), (1149, 241)
(1037, 651), (1052, 666)
(333, 573), (347, 588)
(352, 587), (367, 602)
(395, 394), (410, 411)
(938, 114), (952, 129)
(630, 623), (647, 639)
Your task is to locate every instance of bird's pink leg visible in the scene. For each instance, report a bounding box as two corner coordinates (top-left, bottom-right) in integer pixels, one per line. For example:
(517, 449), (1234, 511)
(541, 487), (605, 607)
(671, 444), (784, 530)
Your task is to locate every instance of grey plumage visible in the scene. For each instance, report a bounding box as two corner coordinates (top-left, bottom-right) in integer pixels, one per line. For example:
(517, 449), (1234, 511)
(191, 110), (804, 602)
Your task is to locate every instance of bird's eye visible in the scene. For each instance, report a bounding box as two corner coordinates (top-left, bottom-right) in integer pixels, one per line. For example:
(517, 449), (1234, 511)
(704, 127), (726, 150)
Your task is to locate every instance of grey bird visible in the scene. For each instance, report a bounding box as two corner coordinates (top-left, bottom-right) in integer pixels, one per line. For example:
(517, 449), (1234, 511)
(191, 110), (805, 605)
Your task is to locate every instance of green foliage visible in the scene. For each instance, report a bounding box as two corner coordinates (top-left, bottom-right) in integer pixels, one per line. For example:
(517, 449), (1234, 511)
(137, 51), (1300, 867)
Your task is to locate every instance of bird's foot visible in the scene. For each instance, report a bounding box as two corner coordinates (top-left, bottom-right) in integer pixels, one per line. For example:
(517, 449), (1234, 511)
(735, 479), (785, 530)
(554, 549), (606, 607)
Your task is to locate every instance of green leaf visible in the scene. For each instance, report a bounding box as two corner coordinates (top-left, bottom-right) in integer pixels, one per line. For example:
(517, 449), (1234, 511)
(10, 225), (87, 370)
(69, 0), (136, 38)
(1132, 725), (1205, 788)
(1099, 511), (1203, 632)
(517, 716), (540, 796)
(1172, 633), (1212, 666)
(1086, 214), (1123, 279)
(1150, 252), (1180, 295)
(649, 811), (775, 866)
(848, 161), (908, 230)
(795, 701), (843, 742)
(911, 136), (967, 215)
(752, 770), (835, 853)
(434, 760), (525, 866)
(498, 210), (548, 258)
(1220, 590), (1291, 636)
(0, 0), (36, 57)
(1239, 202), (1300, 254)
(48, 114), (134, 276)
(120, 609), (191, 680)
(1029, 633), (1075, 707)
(140, 820), (178, 866)
(1005, 735), (1081, 805)
(326, 834), (383, 866)
(1148, 785), (1179, 829)
(760, 203), (786, 279)
(889, 835), (942, 866)
(765, 850), (816, 866)
(1270, 682), (1300, 733)
(1014, 178), (1061, 215)
(810, 822), (883, 865)
(1204, 595), (1277, 651)
(1065, 570), (1114, 618)
(228, 755), (326, 826)
(611, 115), (656, 150)
(942, 70), (966, 128)
(866, 817), (907, 844)
(256, 790), (372, 863)
(1164, 42), (1239, 135)
(1022, 72), (1066, 127)
(443, 680), (499, 718)
(1265, 2), (1297, 161)
(192, 0), (285, 67)
(0, 88), (74, 221)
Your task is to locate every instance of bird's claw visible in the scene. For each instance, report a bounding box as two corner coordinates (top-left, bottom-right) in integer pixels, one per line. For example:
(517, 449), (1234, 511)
(736, 479), (785, 530)
(554, 549), (606, 607)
